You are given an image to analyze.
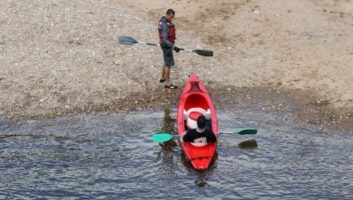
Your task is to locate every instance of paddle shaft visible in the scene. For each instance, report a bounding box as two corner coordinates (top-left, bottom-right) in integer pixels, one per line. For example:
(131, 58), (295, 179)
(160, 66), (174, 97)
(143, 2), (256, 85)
(118, 36), (212, 56)
(138, 41), (190, 52)
(220, 129), (257, 135)
(152, 129), (257, 143)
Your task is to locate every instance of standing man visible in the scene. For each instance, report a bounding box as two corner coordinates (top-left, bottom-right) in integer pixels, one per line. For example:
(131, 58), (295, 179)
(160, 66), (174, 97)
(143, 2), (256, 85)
(158, 9), (181, 89)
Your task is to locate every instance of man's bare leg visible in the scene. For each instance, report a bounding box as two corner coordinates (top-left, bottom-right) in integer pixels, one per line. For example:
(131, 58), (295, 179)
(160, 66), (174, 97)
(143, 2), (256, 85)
(164, 66), (170, 85)
(160, 65), (167, 82)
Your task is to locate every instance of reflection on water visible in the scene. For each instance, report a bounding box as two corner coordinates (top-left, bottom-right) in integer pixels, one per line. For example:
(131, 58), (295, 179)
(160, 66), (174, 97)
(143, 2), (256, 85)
(161, 107), (175, 133)
(1, 108), (353, 199)
(188, 152), (218, 187)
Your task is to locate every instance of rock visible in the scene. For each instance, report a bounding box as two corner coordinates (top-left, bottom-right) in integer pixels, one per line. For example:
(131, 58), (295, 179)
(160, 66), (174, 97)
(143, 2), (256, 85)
(238, 140), (258, 149)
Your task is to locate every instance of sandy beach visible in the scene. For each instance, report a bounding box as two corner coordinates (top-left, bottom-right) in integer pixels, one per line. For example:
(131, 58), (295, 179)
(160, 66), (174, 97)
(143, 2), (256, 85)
(0, 0), (352, 129)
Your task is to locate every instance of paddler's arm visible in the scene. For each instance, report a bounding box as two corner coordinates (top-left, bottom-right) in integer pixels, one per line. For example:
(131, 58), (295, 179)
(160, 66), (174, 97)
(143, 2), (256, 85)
(207, 131), (217, 142)
(179, 131), (187, 143)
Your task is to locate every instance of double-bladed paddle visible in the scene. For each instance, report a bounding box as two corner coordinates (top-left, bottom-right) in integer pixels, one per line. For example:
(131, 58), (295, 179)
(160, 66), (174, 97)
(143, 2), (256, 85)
(151, 129), (257, 143)
(118, 35), (213, 57)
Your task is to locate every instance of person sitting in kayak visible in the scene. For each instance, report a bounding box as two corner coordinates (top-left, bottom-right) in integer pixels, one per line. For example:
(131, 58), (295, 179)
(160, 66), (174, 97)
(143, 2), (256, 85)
(181, 115), (217, 146)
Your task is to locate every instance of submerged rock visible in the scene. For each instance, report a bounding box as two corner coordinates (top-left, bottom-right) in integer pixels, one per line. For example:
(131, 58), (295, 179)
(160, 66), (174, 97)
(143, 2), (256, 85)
(238, 139), (258, 149)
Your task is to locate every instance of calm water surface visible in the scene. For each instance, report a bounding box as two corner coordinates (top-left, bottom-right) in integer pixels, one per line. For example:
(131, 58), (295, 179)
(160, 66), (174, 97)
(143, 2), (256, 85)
(1, 108), (353, 199)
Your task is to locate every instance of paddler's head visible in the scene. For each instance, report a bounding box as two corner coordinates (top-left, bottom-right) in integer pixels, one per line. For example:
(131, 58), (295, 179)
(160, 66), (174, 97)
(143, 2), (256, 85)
(166, 9), (175, 22)
(197, 115), (206, 130)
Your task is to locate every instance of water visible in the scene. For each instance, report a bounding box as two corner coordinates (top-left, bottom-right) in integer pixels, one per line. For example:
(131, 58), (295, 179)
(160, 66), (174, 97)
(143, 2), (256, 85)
(1, 108), (353, 199)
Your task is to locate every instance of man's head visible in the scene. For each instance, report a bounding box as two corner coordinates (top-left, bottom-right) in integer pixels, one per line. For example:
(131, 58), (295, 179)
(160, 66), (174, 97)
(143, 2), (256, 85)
(166, 9), (175, 21)
(197, 115), (206, 130)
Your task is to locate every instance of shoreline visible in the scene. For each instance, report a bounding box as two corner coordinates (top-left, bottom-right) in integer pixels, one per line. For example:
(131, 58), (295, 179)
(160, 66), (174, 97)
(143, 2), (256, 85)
(1, 85), (352, 132)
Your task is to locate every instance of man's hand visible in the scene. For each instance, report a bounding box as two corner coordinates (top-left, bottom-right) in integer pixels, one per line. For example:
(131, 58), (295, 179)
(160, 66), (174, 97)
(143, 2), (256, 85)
(173, 46), (181, 53)
(180, 131), (186, 143)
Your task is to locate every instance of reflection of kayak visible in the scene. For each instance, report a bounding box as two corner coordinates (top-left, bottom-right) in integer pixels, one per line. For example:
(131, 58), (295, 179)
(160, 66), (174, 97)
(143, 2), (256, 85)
(176, 73), (219, 170)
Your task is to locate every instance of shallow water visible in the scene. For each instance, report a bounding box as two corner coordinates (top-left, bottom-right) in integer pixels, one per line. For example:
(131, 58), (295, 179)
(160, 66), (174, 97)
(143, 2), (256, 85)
(1, 108), (353, 199)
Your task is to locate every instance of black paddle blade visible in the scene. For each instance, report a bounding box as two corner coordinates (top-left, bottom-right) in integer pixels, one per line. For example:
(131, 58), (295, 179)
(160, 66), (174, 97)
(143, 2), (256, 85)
(118, 36), (138, 45)
(192, 49), (213, 57)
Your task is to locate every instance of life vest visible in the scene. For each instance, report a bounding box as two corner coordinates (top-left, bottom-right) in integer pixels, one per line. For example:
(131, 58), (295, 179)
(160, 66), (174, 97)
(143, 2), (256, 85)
(158, 17), (176, 43)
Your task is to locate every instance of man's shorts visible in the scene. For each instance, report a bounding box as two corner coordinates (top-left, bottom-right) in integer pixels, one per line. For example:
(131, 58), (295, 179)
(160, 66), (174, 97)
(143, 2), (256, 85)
(161, 45), (174, 67)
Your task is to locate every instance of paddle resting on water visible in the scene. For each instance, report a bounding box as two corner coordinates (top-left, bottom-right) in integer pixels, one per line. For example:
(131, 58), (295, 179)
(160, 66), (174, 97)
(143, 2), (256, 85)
(151, 129), (257, 143)
(118, 35), (213, 57)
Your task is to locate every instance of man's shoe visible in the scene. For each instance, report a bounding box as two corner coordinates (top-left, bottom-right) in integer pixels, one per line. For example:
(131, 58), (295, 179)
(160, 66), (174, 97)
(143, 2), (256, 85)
(164, 84), (178, 89)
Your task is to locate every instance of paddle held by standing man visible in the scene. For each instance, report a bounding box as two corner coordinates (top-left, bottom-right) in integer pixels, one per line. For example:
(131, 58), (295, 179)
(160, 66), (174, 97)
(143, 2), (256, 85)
(158, 9), (181, 89)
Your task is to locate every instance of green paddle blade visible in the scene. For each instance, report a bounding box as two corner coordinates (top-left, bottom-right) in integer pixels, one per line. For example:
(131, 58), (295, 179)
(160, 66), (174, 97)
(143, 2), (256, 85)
(151, 133), (178, 143)
(237, 129), (257, 135)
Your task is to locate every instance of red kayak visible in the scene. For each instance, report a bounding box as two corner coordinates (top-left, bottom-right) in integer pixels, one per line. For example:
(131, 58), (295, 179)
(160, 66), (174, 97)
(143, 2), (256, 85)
(176, 73), (219, 170)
